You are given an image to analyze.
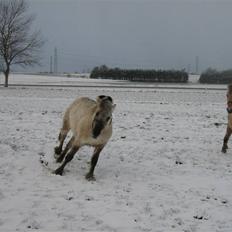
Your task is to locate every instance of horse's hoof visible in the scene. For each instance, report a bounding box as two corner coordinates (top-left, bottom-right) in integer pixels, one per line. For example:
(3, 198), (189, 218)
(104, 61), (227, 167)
(222, 147), (227, 153)
(53, 168), (63, 176)
(85, 173), (96, 181)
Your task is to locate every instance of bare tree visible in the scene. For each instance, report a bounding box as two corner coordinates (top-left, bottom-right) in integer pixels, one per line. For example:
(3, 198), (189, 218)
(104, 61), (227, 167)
(0, 0), (44, 87)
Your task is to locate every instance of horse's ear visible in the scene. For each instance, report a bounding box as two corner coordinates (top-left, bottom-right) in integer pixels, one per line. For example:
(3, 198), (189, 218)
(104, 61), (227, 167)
(107, 96), (113, 102)
(112, 104), (116, 112)
(96, 96), (104, 104)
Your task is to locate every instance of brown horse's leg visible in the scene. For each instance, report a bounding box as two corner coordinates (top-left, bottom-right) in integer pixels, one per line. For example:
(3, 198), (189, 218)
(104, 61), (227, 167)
(222, 126), (232, 153)
(54, 118), (70, 155)
(85, 145), (104, 181)
(56, 136), (74, 163)
(53, 145), (79, 175)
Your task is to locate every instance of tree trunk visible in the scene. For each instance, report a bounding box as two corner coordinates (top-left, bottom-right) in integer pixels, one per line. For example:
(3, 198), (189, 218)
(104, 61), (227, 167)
(4, 66), (9, 87)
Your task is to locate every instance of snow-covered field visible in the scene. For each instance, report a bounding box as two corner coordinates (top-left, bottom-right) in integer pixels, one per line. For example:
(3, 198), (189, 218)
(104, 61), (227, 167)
(0, 74), (232, 232)
(0, 73), (226, 90)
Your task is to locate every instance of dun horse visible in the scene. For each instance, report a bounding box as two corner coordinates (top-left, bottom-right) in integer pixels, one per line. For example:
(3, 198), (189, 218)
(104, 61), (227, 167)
(222, 84), (232, 153)
(53, 95), (116, 180)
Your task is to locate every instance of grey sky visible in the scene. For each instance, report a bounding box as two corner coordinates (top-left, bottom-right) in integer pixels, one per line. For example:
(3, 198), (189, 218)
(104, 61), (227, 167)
(27, 0), (232, 73)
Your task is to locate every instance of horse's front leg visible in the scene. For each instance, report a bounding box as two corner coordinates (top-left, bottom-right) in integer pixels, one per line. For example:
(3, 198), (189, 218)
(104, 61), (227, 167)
(222, 125), (232, 153)
(53, 145), (79, 175)
(85, 145), (104, 181)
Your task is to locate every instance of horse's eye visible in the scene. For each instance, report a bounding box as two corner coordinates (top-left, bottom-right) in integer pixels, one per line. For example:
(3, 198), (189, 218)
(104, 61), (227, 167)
(96, 112), (100, 117)
(106, 117), (111, 121)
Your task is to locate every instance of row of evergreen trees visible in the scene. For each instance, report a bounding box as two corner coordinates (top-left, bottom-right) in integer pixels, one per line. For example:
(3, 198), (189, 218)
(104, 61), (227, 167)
(90, 65), (188, 83)
(199, 68), (232, 84)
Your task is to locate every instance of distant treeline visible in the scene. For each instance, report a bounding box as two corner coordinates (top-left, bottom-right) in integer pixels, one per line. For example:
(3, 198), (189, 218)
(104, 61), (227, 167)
(90, 65), (188, 83)
(199, 68), (232, 84)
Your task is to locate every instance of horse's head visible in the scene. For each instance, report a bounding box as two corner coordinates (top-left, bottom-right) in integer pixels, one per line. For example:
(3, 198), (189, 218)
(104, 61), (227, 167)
(92, 95), (116, 138)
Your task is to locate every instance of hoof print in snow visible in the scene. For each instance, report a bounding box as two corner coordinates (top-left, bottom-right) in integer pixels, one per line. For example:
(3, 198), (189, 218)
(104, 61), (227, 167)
(27, 225), (39, 230)
(39, 159), (48, 166)
(85, 196), (94, 201)
(193, 215), (208, 220)
(221, 199), (228, 204)
(96, 220), (103, 225)
(174, 218), (183, 226)
(39, 152), (48, 166)
(214, 122), (224, 127)
(120, 156), (124, 162)
(38, 152), (45, 157)
(175, 160), (183, 165)
(27, 221), (40, 230)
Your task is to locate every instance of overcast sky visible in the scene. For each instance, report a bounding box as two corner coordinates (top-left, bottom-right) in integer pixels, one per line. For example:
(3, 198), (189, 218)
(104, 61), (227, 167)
(27, 0), (232, 73)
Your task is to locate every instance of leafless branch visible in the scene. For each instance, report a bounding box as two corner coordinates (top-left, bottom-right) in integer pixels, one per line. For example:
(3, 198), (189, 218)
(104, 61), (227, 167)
(0, 0), (44, 86)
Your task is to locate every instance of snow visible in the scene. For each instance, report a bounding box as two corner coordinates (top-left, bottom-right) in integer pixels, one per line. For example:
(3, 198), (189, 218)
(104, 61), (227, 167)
(0, 74), (232, 232)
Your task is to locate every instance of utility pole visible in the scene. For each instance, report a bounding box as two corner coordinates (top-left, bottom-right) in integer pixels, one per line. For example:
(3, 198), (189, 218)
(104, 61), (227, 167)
(50, 56), (53, 73)
(187, 64), (191, 74)
(54, 47), (58, 74)
(195, 56), (199, 74)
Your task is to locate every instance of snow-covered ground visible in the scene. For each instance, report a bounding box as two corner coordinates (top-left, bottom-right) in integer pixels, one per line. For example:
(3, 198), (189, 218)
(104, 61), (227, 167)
(0, 74), (232, 231)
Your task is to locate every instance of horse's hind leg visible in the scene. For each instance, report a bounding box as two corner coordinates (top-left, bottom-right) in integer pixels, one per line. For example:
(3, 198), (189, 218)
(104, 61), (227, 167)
(56, 136), (74, 163)
(222, 125), (232, 153)
(54, 119), (69, 156)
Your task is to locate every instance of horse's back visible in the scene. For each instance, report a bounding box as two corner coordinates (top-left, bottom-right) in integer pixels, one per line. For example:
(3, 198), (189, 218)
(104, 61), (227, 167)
(68, 97), (95, 117)
(67, 97), (96, 134)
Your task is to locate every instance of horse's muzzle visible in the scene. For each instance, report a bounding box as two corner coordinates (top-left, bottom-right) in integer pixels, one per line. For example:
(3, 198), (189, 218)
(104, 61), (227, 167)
(227, 108), (232, 114)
